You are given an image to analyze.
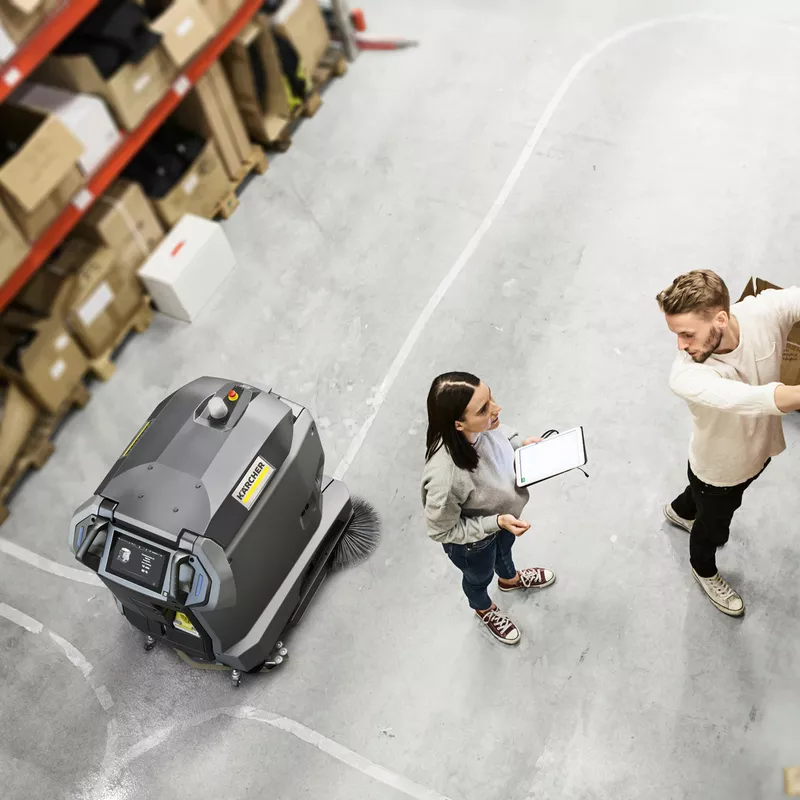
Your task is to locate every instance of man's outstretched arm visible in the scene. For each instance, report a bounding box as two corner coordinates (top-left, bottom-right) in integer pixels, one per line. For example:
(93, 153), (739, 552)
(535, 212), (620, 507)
(670, 365), (799, 415)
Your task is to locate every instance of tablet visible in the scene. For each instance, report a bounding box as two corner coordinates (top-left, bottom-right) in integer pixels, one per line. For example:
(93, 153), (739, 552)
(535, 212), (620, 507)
(514, 427), (587, 488)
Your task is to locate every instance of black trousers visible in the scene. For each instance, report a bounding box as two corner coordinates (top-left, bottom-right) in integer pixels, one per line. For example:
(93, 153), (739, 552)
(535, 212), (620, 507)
(672, 460), (769, 578)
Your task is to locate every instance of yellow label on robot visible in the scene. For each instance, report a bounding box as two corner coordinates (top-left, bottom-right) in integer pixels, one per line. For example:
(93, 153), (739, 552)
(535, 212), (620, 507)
(232, 455), (274, 510)
(122, 421), (150, 458)
(173, 612), (199, 637)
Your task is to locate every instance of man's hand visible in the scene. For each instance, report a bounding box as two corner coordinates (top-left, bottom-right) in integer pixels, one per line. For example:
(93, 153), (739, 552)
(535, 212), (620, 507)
(774, 384), (800, 413)
(522, 437), (543, 446)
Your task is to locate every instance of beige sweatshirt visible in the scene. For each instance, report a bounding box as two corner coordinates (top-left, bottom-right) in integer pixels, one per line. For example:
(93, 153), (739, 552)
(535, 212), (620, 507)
(669, 286), (800, 486)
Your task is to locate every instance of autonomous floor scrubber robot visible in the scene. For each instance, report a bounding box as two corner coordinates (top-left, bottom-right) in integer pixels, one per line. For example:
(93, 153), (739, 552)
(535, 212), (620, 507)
(69, 377), (378, 686)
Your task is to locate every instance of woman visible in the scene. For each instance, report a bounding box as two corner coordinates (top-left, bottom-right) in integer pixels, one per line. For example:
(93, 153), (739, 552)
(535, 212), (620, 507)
(421, 371), (556, 645)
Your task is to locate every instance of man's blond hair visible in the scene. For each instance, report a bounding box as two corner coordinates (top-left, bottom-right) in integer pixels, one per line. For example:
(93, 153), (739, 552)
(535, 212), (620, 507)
(656, 269), (730, 317)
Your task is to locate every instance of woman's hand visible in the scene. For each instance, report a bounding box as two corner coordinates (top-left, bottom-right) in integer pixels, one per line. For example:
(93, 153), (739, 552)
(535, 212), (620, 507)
(498, 514), (531, 536)
(522, 437), (543, 446)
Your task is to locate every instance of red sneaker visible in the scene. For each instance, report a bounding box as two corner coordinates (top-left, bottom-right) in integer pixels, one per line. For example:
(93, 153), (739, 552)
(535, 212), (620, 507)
(499, 567), (556, 592)
(476, 606), (521, 645)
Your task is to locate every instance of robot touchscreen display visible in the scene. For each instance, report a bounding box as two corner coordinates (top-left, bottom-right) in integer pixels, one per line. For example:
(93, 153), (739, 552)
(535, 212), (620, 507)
(108, 534), (169, 591)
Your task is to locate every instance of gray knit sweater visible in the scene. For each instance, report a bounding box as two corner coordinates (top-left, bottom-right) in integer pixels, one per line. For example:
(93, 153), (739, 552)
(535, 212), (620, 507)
(421, 424), (530, 545)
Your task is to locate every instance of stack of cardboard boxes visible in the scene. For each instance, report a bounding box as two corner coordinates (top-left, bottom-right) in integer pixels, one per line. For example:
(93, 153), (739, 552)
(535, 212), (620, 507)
(33, 0), (217, 130)
(0, 0), (255, 281)
(224, 0), (331, 149)
(0, 179), (164, 416)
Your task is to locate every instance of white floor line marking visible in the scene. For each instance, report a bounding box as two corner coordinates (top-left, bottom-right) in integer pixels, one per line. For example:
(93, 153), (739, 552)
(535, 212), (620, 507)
(49, 630), (94, 679)
(332, 11), (764, 482)
(96, 705), (453, 800)
(0, 602), (112, 711)
(0, 536), (103, 586)
(234, 707), (453, 800)
(0, 601), (43, 633)
(94, 685), (114, 712)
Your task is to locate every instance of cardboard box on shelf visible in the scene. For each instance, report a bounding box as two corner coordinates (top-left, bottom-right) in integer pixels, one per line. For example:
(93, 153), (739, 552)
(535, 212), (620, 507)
(0, 382), (39, 488)
(0, 0), (60, 49)
(272, 0), (329, 77)
(172, 61), (252, 179)
(223, 17), (295, 145)
(138, 213), (235, 322)
(0, 309), (87, 413)
(77, 180), (165, 275)
(10, 83), (122, 176)
(199, 0), (242, 32)
(33, 43), (175, 131)
(0, 105), (84, 241)
(739, 277), (800, 386)
(16, 239), (145, 359)
(150, 139), (230, 227)
(150, 0), (215, 69)
(0, 201), (28, 284)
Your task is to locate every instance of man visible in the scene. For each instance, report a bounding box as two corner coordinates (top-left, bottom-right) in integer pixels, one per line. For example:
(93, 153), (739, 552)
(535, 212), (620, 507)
(657, 269), (800, 616)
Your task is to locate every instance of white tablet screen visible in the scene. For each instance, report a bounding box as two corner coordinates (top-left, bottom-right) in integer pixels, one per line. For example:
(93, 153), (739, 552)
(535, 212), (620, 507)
(516, 428), (586, 486)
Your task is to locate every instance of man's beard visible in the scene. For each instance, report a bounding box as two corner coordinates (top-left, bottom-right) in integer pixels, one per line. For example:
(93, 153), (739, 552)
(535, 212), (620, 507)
(692, 326), (724, 363)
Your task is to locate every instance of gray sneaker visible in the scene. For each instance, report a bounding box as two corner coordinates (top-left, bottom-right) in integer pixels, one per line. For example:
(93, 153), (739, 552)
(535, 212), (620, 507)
(692, 570), (745, 617)
(664, 503), (693, 533)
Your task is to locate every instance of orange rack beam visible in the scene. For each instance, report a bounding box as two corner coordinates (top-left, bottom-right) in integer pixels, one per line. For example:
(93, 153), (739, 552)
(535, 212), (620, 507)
(0, 0), (262, 312)
(0, 0), (102, 104)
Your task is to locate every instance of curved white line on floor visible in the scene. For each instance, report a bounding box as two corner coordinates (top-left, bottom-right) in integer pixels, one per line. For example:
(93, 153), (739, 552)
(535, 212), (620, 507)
(0, 602), (113, 711)
(332, 11), (780, 481)
(0, 536), (103, 586)
(49, 630), (94, 679)
(96, 705), (453, 800)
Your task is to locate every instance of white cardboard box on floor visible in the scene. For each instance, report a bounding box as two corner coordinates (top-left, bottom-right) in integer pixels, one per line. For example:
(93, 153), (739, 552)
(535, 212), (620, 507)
(137, 213), (236, 322)
(11, 83), (122, 176)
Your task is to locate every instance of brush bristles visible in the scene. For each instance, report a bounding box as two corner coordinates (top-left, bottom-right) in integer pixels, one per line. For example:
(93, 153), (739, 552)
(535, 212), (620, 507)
(330, 495), (381, 571)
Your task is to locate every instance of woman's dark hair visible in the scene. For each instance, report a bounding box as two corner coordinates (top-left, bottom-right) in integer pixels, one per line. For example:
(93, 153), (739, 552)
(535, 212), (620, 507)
(425, 372), (481, 471)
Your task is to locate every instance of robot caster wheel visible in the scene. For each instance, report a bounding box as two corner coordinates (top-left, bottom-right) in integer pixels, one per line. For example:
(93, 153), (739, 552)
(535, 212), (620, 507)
(144, 635), (156, 652)
(231, 669), (243, 688)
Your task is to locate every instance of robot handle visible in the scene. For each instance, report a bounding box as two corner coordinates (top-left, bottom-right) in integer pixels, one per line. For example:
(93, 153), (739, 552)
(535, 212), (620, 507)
(168, 553), (192, 603)
(75, 521), (107, 565)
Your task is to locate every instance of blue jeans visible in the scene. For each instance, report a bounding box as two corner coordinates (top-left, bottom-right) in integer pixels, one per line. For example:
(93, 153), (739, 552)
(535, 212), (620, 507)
(442, 530), (517, 610)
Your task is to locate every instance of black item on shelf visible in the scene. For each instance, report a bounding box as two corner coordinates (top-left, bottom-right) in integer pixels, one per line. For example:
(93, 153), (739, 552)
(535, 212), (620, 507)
(247, 34), (268, 112)
(151, 126), (205, 166)
(1, 329), (36, 373)
(123, 123), (207, 199)
(0, 137), (21, 169)
(57, 0), (162, 76)
(138, 0), (168, 20)
(274, 32), (310, 103)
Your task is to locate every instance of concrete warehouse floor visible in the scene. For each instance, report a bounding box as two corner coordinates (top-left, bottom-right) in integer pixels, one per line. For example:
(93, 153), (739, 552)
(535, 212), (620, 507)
(2, 0), (800, 798)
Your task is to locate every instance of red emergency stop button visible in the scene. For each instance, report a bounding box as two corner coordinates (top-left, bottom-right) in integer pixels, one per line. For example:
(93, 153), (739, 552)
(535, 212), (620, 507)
(228, 390), (239, 401)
